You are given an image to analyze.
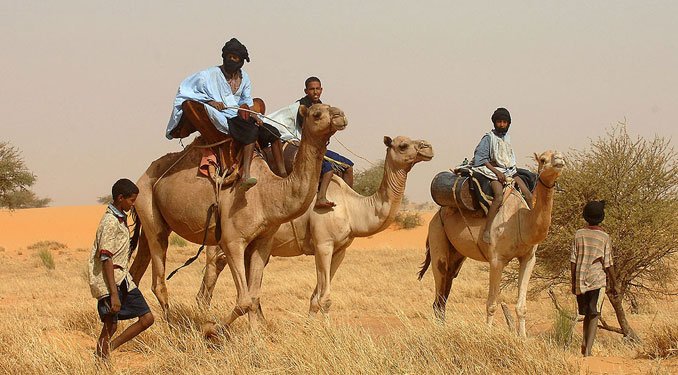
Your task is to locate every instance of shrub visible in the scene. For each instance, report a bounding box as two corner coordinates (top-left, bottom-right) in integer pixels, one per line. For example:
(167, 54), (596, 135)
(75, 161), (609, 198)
(394, 211), (423, 229)
(27, 241), (67, 251)
(551, 309), (576, 348)
(642, 319), (678, 359)
(37, 249), (55, 270)
(170, 233), (188, 247)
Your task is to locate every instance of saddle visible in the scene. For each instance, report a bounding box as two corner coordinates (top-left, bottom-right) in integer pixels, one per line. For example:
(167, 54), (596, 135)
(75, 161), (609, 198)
(430, 167), (537, 215)
(170, 100), (267, 188)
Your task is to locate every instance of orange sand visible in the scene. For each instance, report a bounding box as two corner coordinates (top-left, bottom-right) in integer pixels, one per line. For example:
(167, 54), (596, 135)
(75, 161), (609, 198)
(0, 205), (106, 251)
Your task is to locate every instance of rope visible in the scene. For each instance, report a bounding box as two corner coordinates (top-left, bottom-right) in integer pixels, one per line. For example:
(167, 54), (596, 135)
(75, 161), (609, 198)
(222, 105), (375, 169)
(167, 203), (218, 280)
(451, 177), (489, 262)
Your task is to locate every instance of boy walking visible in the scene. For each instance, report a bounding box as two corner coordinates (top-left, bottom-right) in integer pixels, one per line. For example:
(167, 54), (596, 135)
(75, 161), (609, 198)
(88, 179), (154, 360)
(570, 200), (617, 356)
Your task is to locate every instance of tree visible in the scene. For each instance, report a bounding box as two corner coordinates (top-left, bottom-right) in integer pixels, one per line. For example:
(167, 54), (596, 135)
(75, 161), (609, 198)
(0, 142), (50, 209)
(97, 195), (113, 204)
(534, 124), (677, 342)
(352, 160), (385, 196)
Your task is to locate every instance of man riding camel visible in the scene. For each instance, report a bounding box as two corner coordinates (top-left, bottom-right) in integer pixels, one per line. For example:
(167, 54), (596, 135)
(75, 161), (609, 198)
(165, 37), (286, 189)
(265, 76), (354, 208)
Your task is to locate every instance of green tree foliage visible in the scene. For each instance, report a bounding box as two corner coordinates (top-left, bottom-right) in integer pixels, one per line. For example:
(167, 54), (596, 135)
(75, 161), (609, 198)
(535, 124), (677, 341)
(97, 195), (113, 204)
(352, 160), (385, 196)
(0, 142), (50, 209)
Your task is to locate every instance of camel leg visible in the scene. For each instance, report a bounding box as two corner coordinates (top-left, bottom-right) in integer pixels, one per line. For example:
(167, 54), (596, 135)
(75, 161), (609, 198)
(428, 213), (466, 322)
(196, 245), (228, 307)
(486, 258), (506, 327)
(148, 231), (170, 318)
(129, 230), (151, 285)
(245, 235), (274, 330)
(515, 246), (537, 337)
(220, 240), (252, 327)
(309, 241), (335, 317)
(316, 246), (348, 315)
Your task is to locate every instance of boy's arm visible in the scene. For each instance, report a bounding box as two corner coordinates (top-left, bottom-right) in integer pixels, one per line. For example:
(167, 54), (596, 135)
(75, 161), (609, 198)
(604, 265), (618, 298)
(102, 258), (121, 313)
(570, 262), (577, 294)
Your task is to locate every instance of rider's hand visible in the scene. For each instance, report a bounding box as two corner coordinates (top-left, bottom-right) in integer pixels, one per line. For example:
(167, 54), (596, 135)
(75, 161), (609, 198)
(496, 171), (507, 184)
(208, 101), (226, 111)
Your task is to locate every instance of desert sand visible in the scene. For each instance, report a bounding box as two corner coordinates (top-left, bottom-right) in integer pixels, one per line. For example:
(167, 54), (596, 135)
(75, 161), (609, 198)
(0, 206), (675, 374)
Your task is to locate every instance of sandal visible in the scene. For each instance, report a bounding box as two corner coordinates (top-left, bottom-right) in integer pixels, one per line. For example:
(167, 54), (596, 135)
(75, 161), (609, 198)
(241, 177), (258, 190)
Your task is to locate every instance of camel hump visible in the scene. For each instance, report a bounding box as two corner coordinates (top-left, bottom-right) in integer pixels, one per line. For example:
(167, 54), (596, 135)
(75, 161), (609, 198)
(430, 171), (478, 211)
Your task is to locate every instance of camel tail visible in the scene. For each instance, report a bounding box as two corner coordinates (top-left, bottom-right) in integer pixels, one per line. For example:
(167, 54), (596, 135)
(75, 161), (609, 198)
(418, 236), (431, 281)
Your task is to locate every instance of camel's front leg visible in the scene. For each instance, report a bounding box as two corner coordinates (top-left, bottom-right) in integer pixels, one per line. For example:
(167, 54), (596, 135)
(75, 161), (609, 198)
(309, 241), (335, 317)
(196, 245), (228, 307)
(221, 240), (252, 326)
(129, 230), (151, 285)
(515, 246), (537, 337)
(246, 235), (274, 331)
(486, 258), (506, 326)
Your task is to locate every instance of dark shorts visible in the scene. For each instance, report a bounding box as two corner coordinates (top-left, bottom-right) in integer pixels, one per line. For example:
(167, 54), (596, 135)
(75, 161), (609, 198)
(97, 280), (151, 323)
(321, 149), (354, 175)
(576, 288), (604, 316)
(227, 116), (281, 147)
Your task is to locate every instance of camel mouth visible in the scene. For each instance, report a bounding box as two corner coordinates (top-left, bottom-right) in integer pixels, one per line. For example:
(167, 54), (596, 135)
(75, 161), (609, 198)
(418, 152), (434, 161)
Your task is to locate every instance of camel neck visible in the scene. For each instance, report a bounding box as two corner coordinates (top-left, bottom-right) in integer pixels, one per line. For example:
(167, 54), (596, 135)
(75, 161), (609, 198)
(267, 131), (328, 223)
(521, 179), (556, 244)
(349, 157), (408, 236)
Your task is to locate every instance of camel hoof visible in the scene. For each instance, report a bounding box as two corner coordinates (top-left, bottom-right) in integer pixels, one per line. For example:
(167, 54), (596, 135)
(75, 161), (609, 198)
(202, 321), (230, 340)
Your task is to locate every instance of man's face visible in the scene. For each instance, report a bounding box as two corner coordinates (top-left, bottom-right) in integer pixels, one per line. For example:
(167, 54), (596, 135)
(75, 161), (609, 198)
(225, 53), (242, 63)
(494, 120), (509, 132)
(304, 81), (323, 103)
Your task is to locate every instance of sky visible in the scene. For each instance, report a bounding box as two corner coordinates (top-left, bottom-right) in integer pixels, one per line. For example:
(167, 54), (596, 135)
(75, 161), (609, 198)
(2, 1), (676, 206)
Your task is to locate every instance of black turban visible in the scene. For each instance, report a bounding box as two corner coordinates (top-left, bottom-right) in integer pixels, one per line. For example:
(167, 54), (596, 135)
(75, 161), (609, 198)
(583, 200), (606, 225)
(491, 107), (511, 125)
(221, 38), (250, 62)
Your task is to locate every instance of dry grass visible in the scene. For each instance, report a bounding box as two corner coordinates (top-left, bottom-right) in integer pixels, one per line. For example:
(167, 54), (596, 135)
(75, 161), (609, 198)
(642, 317), (678, 359)
(0, 242), (676, 374)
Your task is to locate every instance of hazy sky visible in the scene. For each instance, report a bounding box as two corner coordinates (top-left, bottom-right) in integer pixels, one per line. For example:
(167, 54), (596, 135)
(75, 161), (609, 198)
(2, 1), (676, 205)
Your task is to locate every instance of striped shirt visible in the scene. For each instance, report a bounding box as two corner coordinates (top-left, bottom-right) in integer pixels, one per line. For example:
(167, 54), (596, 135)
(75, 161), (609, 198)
(570, 227), (613, 295)
(88, 205), (137, 299)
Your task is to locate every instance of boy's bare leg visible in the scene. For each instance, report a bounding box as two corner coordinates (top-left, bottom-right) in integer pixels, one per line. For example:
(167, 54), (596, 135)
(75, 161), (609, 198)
(271, 140), (287, 177)
(315, 171), (335, 208)
(110, 312), (154, 352)
(96, 319), (117, 360)
(483, 180), (504, 243)
(514, 176), (533, 209)
(583, 314), (599, 356)
(342, 166), (354, 188)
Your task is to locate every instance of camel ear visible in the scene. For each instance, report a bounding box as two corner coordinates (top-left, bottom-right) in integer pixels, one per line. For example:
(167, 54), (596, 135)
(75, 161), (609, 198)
(299, 105), (308, 119)
(534, 152), (539, 162)
(384, 136), (393, 147)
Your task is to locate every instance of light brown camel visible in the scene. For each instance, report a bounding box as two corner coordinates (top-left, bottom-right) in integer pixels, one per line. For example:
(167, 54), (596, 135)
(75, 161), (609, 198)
(418, 150), (564, 337)
(197, 136), (434, 316)
(128, 104), (347, 328)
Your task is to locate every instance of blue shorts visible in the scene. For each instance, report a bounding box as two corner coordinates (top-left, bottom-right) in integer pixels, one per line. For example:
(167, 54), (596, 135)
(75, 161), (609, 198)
(97, 280), (151, 323)
(321, 149), (354, 175)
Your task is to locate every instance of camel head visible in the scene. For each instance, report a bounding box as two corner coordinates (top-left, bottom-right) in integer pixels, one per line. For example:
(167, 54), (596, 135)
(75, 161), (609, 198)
(299, 104), (347, 142)
(533, 150), (565, 186)
(383, 136), (434, 171)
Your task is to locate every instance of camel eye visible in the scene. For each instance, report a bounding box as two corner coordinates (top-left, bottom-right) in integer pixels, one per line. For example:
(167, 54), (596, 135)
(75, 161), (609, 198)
(312, 111), (322, 119)
(398, 144), (409, 151)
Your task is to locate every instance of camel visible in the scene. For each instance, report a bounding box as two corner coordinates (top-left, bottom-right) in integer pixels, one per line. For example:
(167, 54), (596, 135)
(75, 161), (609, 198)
(196, 136), (434, 316)
(418, 150), (565, 337)
(128, 103), (347, 328)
